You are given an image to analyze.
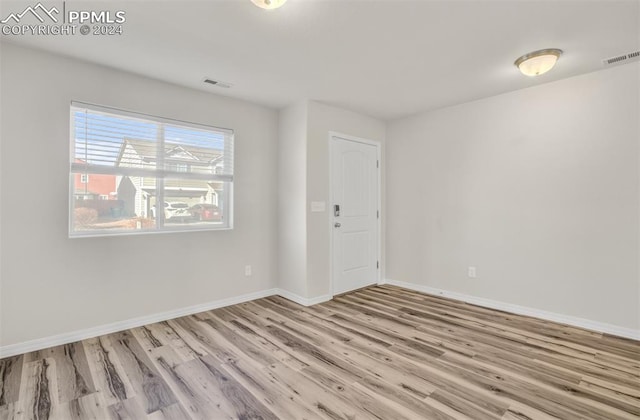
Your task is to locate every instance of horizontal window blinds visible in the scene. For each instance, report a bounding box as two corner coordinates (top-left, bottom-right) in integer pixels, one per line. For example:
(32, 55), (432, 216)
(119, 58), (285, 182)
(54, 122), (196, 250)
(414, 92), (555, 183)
(71, 102), (234, 182)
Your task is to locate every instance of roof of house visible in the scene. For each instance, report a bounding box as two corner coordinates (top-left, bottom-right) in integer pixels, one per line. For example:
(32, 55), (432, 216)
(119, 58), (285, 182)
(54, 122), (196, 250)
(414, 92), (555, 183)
(117, 138), (223, 166)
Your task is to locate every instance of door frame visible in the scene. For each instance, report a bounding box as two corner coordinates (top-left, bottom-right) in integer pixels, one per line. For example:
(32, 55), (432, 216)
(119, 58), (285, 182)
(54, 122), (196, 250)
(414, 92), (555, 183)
(328, 131), (382, 297)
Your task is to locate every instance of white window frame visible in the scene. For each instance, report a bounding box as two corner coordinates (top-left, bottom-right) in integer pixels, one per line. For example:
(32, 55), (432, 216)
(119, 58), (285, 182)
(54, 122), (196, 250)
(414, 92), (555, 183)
(69, 101), (234, 238)
(80, 174), (89, 183)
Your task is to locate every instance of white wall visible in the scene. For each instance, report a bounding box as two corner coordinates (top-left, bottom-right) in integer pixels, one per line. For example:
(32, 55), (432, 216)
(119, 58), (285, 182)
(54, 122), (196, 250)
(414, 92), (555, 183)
(275, 101), (386, 301)
(0, 43), (279, 347)
(386, 64), (640, 331)
(306, 101), (386, 298)
(277, 101), (308, 297)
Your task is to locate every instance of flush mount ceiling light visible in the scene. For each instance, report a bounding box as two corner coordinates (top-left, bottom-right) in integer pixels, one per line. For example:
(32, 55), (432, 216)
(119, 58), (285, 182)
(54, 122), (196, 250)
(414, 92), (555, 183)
(251, 0), (287, 10)
(514, 48), (563, 76)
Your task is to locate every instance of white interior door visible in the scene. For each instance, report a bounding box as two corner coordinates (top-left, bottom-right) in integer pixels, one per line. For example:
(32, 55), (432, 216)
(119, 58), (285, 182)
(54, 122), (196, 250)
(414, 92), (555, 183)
(331, 134), (379, 295)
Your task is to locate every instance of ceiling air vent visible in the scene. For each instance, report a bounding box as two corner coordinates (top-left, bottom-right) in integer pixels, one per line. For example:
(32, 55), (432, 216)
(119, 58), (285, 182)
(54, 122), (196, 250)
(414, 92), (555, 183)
(203, 78), (232, 88)
(602, 50), (640, 66)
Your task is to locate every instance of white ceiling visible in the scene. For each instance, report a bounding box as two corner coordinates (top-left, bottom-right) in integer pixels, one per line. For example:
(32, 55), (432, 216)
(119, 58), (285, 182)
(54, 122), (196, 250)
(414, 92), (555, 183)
(2, 0), (639, 120)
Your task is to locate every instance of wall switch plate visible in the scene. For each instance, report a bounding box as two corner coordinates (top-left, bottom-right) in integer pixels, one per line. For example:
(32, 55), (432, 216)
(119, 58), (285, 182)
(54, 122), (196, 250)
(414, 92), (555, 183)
(310, 201), (326, 212)
(245, 265), (252, 276)
(468, 266), (477, 278)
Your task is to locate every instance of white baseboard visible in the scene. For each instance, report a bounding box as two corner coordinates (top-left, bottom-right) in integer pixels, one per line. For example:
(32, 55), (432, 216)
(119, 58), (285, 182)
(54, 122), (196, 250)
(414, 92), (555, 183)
(0, 288), (279, 359)
(383, 279), (639, 340)
(0, 287), (335, 359)
(275, 288), (333, 307)
(13, 277), (633, 358)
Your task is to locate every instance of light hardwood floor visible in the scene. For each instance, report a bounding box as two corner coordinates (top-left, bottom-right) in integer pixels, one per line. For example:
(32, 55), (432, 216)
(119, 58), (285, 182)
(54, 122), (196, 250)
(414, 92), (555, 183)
(0, 285), (638, 419)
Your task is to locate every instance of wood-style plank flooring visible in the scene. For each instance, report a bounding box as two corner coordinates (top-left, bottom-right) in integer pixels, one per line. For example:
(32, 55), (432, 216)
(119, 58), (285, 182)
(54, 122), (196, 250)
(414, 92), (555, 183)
(1, 285), (638, 419)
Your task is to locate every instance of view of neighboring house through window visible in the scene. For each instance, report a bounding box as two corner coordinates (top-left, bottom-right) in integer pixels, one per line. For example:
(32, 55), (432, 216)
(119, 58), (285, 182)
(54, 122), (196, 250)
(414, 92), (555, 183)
(70, 102), (234, 237)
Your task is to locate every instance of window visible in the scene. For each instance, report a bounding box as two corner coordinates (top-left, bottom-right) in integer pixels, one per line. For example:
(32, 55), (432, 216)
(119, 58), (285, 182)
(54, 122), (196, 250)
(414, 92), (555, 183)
(172, 163), (189, 172)
(70, 102), (234, 237)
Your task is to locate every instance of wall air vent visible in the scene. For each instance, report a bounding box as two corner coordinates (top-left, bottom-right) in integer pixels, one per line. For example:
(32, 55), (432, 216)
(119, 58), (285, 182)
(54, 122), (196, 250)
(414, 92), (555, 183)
(602, 50), (640, 66)
(203, 78), (232, 88)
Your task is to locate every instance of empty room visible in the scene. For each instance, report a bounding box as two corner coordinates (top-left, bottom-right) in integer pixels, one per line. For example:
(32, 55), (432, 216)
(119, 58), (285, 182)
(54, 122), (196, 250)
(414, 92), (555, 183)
(0, 0), (638, 419)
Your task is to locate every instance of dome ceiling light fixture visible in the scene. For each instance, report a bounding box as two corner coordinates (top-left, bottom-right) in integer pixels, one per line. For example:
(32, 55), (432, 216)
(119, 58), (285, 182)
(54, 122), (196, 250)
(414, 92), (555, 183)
(251, 0), (287, 10)
(514, 48), (563, 77)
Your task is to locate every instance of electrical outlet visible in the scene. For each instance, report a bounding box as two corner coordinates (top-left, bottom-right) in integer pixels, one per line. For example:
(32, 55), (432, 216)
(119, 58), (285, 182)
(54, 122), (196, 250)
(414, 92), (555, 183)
(468, 266), (477, 278)
(245, 265), (252, 276)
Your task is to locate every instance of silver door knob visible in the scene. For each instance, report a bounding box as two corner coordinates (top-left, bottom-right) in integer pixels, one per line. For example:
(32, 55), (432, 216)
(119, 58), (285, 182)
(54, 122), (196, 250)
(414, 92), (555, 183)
(334, 222), (341, 228)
